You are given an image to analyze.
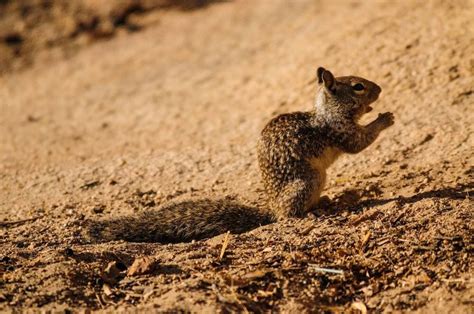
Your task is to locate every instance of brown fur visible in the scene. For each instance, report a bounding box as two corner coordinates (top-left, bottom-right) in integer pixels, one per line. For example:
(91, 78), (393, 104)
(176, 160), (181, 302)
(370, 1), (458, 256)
(85, 67), (394, 243)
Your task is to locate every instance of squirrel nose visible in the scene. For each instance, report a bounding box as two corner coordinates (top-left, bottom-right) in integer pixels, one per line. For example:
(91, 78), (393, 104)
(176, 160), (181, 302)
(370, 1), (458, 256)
(375, 84), (382, 95)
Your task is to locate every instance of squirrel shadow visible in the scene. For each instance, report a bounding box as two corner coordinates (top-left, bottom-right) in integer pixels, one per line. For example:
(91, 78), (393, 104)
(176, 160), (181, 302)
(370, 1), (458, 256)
(85, 184), (471, 244)
(318, 182), (472, 215)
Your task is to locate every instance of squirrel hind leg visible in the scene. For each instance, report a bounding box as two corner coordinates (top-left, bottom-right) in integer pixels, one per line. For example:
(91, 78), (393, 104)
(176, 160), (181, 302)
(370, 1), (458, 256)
(272, 176), (318, 219)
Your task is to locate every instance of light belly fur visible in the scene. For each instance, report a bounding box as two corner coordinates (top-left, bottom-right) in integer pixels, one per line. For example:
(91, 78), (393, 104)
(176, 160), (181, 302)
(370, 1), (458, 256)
(307, 147), (341, 208)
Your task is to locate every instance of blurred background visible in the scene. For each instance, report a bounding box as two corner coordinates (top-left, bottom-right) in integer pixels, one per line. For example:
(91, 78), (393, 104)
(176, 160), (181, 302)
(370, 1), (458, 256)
(0, 0), (225, 73)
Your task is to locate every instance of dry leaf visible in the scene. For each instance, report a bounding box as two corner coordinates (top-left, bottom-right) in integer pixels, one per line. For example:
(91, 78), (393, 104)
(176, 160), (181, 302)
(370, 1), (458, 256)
(242, 269), (272, 281)
(102, 284), (113, 296)
(127, 256), (160, 276)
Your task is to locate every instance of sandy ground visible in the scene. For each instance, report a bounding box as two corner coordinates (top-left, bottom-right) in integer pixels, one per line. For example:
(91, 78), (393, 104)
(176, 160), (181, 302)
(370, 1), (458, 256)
(1, 0), (473, 312)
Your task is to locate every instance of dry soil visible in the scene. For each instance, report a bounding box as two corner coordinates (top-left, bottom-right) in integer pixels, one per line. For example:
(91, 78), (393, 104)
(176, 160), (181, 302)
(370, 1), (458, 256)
(1, 0), (473, 312)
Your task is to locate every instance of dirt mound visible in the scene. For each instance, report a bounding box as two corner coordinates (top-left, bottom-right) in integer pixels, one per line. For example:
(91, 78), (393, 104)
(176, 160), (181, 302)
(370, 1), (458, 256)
(0, 0), (473, 312)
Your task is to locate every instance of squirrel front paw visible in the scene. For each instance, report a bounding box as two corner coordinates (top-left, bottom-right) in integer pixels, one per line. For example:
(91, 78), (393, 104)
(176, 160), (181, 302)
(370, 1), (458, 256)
(376, 112), (395, 128)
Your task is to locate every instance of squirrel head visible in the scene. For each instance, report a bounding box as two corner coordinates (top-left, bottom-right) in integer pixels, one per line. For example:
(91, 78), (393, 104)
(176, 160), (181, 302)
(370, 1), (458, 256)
(315, 67), (382, 121)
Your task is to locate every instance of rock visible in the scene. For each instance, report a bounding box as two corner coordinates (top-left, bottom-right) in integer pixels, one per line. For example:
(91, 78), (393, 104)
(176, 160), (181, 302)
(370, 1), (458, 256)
(127, 256), (160, 276)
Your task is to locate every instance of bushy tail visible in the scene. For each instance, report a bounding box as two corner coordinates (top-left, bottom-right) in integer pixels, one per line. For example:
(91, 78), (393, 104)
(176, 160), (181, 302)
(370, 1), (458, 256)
(85, 198), (273, 243)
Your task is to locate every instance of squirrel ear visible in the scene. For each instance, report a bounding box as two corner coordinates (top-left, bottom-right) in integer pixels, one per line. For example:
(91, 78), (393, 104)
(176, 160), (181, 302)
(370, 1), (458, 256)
(317, 67), (326, 84)
(317, 67), (335, 92)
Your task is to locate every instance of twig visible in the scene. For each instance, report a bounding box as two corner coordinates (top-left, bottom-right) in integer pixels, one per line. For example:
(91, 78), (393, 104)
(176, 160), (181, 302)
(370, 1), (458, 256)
(80, 180), (100, 190)
(301, 224), (315, 236)
(360, 230), (372, 251)
(414, 245), (435, 251)
(308, 264), (344, 275)
(219, 231), (231, 260)
(398, 238), (435, 251)
(377, 238), (392, 246)
(441, 278), (474, 284)
(350, 208), (381, 226)
(0, 216), (43, 227)
(434, 235), (461, 241)
(391, 211), (406, 224)
(95, 293), (105, 309)
(397, 238), (418, 244)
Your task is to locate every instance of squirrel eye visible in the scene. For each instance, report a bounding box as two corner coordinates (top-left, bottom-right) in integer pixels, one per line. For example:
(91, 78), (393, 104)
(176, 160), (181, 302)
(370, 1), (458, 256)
(352, 83), (365, 91)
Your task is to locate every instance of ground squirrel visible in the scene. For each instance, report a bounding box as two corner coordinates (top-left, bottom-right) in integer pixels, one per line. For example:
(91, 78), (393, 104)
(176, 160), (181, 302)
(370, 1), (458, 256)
(86, 67), (394, 243)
